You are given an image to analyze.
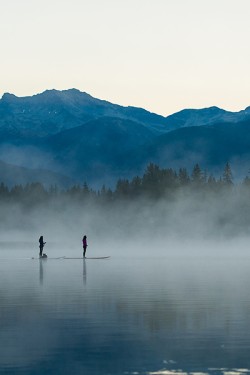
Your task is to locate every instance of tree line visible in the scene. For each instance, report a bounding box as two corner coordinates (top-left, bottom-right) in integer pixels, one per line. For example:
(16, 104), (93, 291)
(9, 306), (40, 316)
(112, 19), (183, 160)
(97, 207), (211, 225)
(0, 161), (248, 207)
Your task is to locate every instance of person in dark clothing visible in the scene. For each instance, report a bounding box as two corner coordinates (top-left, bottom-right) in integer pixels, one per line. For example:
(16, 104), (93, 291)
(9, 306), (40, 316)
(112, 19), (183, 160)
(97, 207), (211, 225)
(82, 235), (87, 258)
(39, 236), (46, 257)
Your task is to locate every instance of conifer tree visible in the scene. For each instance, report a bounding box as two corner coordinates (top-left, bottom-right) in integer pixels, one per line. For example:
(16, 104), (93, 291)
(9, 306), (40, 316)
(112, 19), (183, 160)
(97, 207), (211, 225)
(178, 168), (190, 186)
(191, 164), (203, 187)
(223, 162), (233, 185)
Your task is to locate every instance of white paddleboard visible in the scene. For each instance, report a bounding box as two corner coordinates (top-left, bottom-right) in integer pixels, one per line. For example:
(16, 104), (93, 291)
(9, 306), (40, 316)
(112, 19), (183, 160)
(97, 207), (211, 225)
(63, 256), (110, 260)
(31, 257), (64, 260)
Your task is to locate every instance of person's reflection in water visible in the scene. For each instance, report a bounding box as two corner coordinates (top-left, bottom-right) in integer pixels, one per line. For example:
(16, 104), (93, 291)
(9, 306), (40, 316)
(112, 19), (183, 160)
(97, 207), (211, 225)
(83, 258), (87, 285)
(39, 258), (44, 285)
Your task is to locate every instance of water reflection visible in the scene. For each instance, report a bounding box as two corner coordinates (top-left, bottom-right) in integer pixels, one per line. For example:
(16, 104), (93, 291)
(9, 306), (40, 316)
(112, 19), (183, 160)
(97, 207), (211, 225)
(39, 258), (44, 285)
(1, 253), (250, 374)
(83, 258), (87, 285)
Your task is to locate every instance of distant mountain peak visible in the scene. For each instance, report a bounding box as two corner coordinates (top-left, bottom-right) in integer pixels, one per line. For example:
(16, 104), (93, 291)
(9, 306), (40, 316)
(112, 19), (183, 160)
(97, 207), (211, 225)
(1, 92), (18, 101)
(42, 88), (81, 95)
(62, 88), (82, 94)
(32, 89), (98, 107)
(42, 88), (58, 95)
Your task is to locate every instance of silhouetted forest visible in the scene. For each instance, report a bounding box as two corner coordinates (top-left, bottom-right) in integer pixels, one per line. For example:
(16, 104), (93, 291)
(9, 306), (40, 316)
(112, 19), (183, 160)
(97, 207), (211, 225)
(1, 162), (250, 240)
(0, 162), (249, 207)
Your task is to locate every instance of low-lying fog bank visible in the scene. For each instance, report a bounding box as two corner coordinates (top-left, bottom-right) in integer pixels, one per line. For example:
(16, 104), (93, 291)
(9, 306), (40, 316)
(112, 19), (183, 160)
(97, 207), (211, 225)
(0, 185), (250, 258)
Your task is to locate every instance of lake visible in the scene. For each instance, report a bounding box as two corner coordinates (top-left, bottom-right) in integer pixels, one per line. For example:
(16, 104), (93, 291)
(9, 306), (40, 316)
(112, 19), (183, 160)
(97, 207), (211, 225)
(1, 242), (250, 375)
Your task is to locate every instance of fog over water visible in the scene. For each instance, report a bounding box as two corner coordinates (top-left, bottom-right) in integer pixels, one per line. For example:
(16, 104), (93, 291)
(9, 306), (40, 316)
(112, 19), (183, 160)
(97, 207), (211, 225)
(1, 185), (250, 256)
(1, 186), (250, 374)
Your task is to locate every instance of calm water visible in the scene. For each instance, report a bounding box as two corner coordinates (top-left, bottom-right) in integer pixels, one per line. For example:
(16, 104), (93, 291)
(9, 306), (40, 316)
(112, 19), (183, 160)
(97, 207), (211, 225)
(1, 245), (250, 375)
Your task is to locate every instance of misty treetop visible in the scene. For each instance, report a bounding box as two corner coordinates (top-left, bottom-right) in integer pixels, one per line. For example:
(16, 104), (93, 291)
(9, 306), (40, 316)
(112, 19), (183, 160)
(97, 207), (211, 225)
(1, 161), (250, 240)
(0, 162), (244, 206)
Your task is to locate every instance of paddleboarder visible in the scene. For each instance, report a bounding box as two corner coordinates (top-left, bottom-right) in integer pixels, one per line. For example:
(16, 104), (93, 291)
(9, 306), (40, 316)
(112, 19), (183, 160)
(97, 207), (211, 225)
(39, 235), (46, 257)
(82, 235), (87, 258)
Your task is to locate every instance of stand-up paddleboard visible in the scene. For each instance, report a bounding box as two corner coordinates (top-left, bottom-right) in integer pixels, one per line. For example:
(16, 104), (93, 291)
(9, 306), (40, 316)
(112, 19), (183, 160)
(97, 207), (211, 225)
(63, 256), (110, 260)
(31, 257), (65, 260)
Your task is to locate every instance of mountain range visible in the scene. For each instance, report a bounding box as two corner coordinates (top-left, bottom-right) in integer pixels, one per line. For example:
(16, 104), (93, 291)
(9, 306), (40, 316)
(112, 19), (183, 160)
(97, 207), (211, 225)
(0, 89), (250, 186)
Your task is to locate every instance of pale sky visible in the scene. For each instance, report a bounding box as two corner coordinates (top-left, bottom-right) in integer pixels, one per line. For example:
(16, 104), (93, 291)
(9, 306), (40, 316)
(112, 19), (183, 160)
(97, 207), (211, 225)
(0, 0), (249, 116)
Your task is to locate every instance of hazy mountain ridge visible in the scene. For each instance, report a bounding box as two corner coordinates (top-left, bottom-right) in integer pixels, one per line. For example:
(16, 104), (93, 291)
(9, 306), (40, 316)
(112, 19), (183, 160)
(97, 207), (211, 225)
(25, 118), (250, 185)
(0, 89), (250, 186)
(163, 106), (250, 131)
(0, 160), (72, 187)
(1, 89), (250, 137)
(0, 115), (156, 186)
(128, 119), (250, 179)
(0, 89), (167, 136)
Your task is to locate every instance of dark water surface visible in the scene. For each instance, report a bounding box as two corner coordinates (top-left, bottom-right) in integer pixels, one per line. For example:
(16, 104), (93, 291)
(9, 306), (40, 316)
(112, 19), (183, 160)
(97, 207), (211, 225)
(1, 246), (250, 375)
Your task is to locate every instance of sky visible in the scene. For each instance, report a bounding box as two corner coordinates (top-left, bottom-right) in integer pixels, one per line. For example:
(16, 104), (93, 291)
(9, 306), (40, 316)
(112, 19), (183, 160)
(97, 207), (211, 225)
(0, 0), (249, 116)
